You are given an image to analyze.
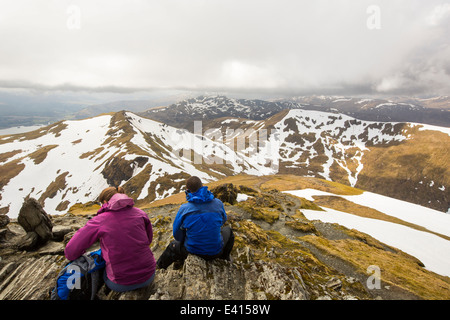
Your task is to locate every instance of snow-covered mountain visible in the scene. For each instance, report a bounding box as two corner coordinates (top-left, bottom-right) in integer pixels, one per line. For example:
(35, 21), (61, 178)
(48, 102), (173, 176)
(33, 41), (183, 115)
(0, 112), (246, 217)
(0, 104), (449, 218)
(138, 95), (303, 130)
(203, 108), (450, 212)
(284, 96), (450, 127)
(140, 95), (450, 129)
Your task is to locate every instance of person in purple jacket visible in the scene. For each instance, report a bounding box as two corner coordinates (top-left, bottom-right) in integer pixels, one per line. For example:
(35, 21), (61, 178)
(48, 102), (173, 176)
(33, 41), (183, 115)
(65, 186), (156, 293)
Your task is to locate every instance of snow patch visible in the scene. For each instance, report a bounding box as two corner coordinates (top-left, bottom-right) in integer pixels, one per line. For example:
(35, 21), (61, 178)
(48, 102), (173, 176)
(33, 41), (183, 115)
(284, 188), (450, 277)
(236, 193), (252, 202)
(302, 207), (450, 277)
(410, 123), (450, 136)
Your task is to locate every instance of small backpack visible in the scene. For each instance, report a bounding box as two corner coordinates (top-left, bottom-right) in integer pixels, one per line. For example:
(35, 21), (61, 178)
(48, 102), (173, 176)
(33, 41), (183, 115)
(50, 249), (106, 300)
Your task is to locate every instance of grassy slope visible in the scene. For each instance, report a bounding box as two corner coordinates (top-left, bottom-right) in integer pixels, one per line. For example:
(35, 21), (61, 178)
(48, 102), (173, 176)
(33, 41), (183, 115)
(356, 126), (450, 212)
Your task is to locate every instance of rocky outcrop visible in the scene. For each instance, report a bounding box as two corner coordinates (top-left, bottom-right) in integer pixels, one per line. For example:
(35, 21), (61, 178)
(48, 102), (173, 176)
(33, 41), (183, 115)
(0, 186), (448, 300)
(150, 255), (308, 300)
(17, 198), (53, 251)
(17, 198), (53, 238)
(0, 214), (10, 242)
(0, 250), (308, 301)
(0, 197), (323, 301)
(0, 255), (64, 300)
(210, 183), (239, 205)
(0, 214), (9, 228)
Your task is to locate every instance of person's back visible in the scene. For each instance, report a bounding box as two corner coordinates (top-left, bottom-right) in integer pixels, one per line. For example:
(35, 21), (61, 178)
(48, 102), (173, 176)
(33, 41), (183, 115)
(92, 195), (155, 285)
(174, 187), (226, 256)
(65, 187), (156, 291)
(157, 176), (234, 269)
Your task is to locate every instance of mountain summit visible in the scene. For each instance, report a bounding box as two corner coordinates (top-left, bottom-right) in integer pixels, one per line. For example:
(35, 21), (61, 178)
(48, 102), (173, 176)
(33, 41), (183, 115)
(1, 176), (449, 300)
(0, 101), (449, 217)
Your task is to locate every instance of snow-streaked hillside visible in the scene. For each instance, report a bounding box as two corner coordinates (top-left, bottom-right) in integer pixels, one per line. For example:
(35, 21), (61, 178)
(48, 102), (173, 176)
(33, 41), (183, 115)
(0, 111), (266, 217)
(273, 109), (407, 184)
(0, 105), (449, 218)
(0, 115), (115, 217)
(141, 95), (450, 130)
(285, 189), (450, 277)
(205, 108), (449, 212)
(285, 95), (450, 127)
(139, 95), (302, 129)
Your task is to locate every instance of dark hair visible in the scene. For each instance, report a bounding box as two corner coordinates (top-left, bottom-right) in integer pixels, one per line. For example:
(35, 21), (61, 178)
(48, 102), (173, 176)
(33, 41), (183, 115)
(98, 186), (125, 203)
(186, 176), (202, 193)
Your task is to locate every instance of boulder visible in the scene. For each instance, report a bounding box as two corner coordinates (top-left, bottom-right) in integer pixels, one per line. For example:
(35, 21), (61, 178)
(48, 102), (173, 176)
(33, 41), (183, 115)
(18, 198), (52, 240)
(149, 255), (309, 300)
(17, 198), (53, 251)
(210, 183), (238, 205)
(51, 225), (73, 242)
(0, 214), (9, 228)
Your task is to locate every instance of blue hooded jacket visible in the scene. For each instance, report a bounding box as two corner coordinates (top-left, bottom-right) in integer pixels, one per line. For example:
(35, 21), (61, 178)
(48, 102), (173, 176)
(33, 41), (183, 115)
(173, 186), (227, 256)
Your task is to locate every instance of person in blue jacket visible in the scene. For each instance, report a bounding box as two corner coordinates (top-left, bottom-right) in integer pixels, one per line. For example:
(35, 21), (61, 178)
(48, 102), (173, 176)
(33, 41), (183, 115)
(156, 176), (234, 269)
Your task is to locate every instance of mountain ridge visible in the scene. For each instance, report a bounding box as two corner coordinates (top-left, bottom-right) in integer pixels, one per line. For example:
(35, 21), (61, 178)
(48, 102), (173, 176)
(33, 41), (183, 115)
(0, 104), (449, 217)
(139, 95), (450, 129)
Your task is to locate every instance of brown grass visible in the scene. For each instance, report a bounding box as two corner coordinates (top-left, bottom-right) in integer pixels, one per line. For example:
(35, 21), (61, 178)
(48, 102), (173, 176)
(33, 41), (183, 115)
(142, 174), (364, 209)
(38, 172), (69, 204)
(28, 145), (58, 165)
(143, 192), (186, 208)
(79, 147), (105, 160)
(68, 201), (101, 215)
(55, 200), (71, 212)
(356, 126), (450, 211)
(0, 126), (48, 145)
(313, 196), (450, 241)
(0, 149), (22, 164)
(302, 235), (450, 300)
(0, 159), (25, 189)
(48, 121), (68, 137)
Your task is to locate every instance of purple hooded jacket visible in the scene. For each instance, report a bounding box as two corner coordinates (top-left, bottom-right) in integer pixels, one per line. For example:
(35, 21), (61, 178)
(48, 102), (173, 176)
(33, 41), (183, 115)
(65, 193), (156, 286)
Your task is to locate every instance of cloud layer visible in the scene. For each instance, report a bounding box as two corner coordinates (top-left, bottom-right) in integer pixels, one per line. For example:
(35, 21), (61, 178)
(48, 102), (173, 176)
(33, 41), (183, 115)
(0, 0), (449, 96)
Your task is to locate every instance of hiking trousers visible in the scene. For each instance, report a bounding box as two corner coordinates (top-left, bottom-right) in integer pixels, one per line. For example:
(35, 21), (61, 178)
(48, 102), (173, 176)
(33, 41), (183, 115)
(157, 226), (234, 269)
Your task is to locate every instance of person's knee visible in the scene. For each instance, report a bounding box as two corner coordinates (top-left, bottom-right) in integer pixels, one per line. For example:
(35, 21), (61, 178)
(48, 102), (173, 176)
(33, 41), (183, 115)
(221, 226), (234, 245)
(156, 240), (188, 269)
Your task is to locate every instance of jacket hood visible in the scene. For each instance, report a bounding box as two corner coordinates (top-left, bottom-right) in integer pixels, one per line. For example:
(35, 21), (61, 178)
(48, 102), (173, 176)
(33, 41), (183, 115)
(186, 186), (214, 203)
(97, 193), (134, 214)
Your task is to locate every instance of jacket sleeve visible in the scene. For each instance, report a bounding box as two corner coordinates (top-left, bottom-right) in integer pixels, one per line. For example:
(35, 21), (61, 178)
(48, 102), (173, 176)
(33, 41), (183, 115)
(172, 207), (186, 242)
(144, 214), (153, 244)
(64, 217), (101, 261)
(219, 200), (227, 224)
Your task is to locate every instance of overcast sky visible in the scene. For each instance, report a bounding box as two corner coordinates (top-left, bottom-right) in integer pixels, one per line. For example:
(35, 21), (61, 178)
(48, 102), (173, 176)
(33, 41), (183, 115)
(0, 0), (449, 97)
